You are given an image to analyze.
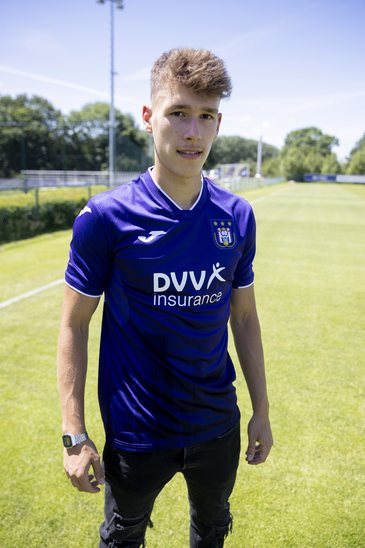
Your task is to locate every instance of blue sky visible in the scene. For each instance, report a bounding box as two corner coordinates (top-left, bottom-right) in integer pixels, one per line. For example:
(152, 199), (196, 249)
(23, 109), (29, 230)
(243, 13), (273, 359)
(1, 0), (364, 160)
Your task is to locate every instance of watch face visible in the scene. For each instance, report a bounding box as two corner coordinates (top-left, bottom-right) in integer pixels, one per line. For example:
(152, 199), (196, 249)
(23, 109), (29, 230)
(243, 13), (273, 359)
(62, 435), (73, 448)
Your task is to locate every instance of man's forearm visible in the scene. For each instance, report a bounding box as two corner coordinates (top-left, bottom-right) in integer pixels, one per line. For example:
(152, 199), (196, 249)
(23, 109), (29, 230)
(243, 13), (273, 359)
(230, 312), (269, 415)
(57, 325), (89, 433)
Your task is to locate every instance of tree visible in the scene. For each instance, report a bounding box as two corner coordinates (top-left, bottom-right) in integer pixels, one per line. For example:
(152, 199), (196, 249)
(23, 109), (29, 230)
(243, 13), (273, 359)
(67, 103), (152, 171)
(262, 156), (281, 177)
(282, 127), (338, 155)
(345, 132), (365, 174)
(66, 103), (110, 170)
(280, 147), (308, 181)
(321, 154), (342, 174)
(349, 132), (365, 156)
(346, 149), (365, 175)
(0, 94), (65, 176)
(0, 95), (153, 176)
(205, 135), (279, 173)
(115, 112), (152, 172)
(280, 127), (340, 181)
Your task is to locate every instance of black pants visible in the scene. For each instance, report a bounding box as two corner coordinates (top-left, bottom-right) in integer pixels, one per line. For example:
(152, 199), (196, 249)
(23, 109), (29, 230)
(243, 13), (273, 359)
(99, 422), (241, 547)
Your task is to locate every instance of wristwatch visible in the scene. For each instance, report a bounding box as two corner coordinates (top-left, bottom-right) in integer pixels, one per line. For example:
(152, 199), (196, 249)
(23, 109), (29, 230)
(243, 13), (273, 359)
(62, 432), (88, 448)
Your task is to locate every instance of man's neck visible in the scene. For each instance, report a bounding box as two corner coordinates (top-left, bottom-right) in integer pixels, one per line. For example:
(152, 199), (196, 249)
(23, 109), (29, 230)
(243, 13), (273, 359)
(150, 166), (202, 210)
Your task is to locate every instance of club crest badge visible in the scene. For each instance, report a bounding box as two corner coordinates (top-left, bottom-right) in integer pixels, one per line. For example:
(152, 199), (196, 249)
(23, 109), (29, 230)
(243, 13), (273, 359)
(211, 219), (236, 249)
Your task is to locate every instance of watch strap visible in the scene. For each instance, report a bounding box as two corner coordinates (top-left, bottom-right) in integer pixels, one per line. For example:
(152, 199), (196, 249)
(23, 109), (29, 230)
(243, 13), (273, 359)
(62, 432), (88, 448)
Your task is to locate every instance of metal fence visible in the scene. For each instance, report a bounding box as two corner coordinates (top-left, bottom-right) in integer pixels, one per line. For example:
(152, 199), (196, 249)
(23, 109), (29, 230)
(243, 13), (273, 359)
(21, 170), (140, 191)
(217, 176), (284, 192)
(0, 171), (140, 193)
(0, 170), (284, 194)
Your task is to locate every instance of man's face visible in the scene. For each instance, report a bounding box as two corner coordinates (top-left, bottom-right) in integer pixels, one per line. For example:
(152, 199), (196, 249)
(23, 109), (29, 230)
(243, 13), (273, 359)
(143, 82), (222, 182)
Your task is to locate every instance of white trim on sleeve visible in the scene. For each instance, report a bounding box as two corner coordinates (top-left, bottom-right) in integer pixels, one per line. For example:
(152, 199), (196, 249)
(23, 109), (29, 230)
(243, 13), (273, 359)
(236, 280), (255, 289)
(65, 279), (103, 298)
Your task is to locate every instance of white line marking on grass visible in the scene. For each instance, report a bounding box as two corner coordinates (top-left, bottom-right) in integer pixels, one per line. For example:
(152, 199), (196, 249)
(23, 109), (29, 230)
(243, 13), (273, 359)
(250, 184), (293, 205)
(0, 278), (64, 309)
(1, 184), (292, 310)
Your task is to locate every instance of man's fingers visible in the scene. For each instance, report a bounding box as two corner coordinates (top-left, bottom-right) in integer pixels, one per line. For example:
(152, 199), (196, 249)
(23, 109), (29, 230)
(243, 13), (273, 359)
(260, 443), (271, 461)
(68, 469), (101, 493)
(88, 474), (103, 489)
(92, 456), (105, 486)
(63, 439), (104, 493)
(246, 442), (271, 465)
(245, 445), (256, 462)
(246, 429), (259, 461)
(246, 414), (273, 465)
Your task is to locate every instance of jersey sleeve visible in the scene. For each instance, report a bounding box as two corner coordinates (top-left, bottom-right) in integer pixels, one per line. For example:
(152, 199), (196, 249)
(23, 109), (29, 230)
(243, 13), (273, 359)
(65, 201), (112, 297)
(232, 207), (256, 288)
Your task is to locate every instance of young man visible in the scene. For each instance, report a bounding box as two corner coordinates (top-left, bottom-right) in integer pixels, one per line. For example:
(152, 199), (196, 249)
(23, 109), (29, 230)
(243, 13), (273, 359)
(58, 48), (273, 547)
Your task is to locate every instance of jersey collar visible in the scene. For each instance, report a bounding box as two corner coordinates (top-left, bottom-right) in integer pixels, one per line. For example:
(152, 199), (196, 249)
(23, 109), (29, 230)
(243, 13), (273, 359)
(143, 167), (207, 217)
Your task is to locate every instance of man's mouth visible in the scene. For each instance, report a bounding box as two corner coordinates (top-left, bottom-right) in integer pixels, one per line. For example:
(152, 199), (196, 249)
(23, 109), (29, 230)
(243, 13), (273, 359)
(177, 149), (203, 159)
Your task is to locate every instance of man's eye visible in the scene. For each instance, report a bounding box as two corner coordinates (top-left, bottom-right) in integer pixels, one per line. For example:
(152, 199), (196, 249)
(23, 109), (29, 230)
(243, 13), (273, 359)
(201, 113), (214, 120)
(171, 111), (185, 117)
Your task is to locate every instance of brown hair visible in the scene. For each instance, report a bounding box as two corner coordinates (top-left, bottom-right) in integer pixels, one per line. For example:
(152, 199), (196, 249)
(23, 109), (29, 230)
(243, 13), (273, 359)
(150, 48), (232, 99)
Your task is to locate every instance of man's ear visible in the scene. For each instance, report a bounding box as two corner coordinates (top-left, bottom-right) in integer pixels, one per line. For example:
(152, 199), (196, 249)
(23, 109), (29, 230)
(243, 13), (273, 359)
(142, 105), (153, 133)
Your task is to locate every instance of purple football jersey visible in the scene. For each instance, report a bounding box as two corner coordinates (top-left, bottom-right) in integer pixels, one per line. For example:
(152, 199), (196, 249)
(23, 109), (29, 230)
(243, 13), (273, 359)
(65, 169), (256, 451)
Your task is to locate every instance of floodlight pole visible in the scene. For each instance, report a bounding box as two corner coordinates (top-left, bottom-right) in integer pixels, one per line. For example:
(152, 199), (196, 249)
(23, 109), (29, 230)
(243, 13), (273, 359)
(98, 0), (124, 187)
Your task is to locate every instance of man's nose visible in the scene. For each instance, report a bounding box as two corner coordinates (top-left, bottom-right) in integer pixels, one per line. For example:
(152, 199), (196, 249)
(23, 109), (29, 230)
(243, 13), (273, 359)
(184, 117), (201, 140)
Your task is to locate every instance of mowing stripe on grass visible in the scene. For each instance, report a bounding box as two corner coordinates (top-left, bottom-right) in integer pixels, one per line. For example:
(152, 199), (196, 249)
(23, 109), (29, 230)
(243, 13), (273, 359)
(248, 183), (293, 204)
(0, 278), (64, 309)
(0, 185), (291, 310)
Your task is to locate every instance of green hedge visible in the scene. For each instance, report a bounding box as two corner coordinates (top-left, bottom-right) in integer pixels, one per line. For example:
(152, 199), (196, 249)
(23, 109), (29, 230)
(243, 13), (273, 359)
(0, 199), (87, 243)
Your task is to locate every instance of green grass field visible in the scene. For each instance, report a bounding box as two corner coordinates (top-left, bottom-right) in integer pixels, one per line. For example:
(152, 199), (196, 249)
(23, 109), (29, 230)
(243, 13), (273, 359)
(1, 182), (364, 547)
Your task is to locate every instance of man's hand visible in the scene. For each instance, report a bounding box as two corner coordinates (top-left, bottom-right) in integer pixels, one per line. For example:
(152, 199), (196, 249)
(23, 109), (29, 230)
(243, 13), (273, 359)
(63, 439), (105, 493)
(246, 414), (273, 465)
